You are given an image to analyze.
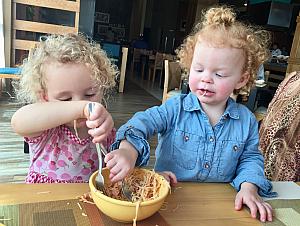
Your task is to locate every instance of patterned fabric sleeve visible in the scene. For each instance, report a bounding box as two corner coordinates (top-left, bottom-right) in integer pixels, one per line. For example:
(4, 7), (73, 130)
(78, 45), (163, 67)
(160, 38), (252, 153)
(259, 71), (300, 181)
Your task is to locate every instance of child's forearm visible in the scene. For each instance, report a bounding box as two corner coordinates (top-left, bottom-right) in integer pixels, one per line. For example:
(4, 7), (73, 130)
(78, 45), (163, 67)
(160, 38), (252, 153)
(240, 182), (258, 192)
(119, 140), (138, 163)
(119, 140), (139, 160)
(11, 101), (89, 137)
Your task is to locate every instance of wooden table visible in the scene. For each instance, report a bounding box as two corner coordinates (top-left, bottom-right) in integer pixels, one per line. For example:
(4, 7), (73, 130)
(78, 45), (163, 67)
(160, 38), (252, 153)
(0, 182), (262, 226)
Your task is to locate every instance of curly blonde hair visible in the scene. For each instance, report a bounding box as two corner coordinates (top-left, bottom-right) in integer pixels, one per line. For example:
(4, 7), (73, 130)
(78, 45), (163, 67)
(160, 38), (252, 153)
(177, 5), (271, 94)
(14, 33), (118, 104)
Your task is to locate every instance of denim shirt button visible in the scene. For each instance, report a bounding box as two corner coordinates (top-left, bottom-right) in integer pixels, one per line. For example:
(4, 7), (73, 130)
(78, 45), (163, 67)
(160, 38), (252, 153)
(209, 136), (214, 142)
(233, 145), (239, 151)
(184, 135), (189, 141)
(127, 125), (133, 129)
(204, 162), (210, 169)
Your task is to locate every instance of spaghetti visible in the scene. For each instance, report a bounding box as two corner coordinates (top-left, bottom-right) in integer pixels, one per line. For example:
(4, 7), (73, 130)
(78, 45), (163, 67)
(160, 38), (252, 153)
(104, 169), (163, 202)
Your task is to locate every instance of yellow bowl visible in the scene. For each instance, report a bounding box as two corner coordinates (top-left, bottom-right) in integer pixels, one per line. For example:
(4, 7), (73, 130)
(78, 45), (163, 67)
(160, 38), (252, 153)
(89, 168), (170, 223)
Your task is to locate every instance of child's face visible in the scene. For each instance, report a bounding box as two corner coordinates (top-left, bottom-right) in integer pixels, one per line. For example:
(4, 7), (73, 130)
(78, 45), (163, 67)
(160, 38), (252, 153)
(189, 41), (249, 107)
(42, 61), (102, 127)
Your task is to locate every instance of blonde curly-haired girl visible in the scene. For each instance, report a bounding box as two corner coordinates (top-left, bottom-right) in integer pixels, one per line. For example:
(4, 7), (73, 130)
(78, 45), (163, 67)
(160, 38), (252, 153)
(11, 33), (118, 183)
(103, 6), (276, 223)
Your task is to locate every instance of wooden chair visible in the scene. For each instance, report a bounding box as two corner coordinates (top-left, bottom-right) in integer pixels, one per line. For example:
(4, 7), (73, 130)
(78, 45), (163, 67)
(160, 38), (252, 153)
(149, 52), (163, 84)
(3, 1), (80, 97)
(162, 60), (182, 103)
(130, 48), (143, 77)
(0, 48), (34, 97)
(11, 0), (80, 66)
(118, 47), (128, 93)
(0, 73), (19, 79)
(149, 53), (176, 87)
(140, 50), (153, 80)
(0, 68), (20, 98)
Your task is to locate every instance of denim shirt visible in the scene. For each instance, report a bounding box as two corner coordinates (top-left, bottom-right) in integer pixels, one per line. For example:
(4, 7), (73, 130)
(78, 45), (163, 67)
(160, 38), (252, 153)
(112, 93), (276, 197)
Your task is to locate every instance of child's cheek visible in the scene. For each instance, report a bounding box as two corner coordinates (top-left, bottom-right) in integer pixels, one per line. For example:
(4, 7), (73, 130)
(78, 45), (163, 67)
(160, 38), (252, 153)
(90, 93), (102, 103)
(217, 83), (234, 97)
(188, 75), (198, 92)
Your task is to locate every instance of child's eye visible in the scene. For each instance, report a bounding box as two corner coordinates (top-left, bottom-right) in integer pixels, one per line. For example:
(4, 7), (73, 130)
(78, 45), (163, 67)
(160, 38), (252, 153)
(215, 73), (224, 77)
(195, 69), (203, 73)
(59, 98), (72, 101)
(85, 94), (96, 97)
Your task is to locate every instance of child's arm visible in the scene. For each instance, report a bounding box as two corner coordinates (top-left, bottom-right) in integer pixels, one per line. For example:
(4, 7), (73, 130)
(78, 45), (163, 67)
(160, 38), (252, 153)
(231, 116), (275, 222)
(105, 97), (180, 182)
(104, 140), (138, 182)
(11, 101), (112, 140)
(235, 182), (273, 222)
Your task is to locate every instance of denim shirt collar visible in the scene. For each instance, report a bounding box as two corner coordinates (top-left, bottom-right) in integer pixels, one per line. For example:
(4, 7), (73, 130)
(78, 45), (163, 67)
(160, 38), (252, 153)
(183, 93), (240, 120)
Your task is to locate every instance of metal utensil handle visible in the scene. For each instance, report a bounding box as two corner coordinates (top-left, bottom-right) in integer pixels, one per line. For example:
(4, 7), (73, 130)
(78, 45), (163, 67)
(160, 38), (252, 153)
(89, 102), (104, 168)
(100, 143), (108, 155)
(88, 102), (108, 156)
(96, 143), (103, 170)
(88, 102), (95, 115)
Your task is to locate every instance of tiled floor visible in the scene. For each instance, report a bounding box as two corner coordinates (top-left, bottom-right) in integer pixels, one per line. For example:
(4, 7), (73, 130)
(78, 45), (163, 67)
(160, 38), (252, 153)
(0, 98), (29, 183)
(129, 75), (163, 101)
(128, 63), (164, 102)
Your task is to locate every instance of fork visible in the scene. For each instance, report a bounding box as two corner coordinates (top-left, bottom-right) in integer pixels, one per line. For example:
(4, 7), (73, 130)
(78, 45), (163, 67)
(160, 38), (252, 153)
(95, 143), (106, 193)
(88, 103), (106, 193)
(122, 179), (133, 201)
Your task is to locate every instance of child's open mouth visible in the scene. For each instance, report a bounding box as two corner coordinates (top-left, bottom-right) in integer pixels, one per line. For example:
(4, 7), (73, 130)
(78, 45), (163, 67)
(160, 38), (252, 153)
(199, 89), (214, 96)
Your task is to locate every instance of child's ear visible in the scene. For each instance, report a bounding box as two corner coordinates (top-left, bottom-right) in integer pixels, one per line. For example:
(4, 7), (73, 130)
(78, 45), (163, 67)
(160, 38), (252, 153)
(235, 72), (250, 90)
(39, 90), (49, 102)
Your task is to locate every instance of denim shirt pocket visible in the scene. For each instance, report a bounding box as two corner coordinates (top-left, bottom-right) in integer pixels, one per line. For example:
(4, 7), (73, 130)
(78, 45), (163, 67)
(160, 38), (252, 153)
(173, 130), (200, 170)
(218, 141), (245, 179)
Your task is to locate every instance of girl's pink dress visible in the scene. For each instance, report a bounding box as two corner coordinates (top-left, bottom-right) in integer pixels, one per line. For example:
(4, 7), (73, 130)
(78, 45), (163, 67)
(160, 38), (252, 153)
(25, 125), (115, 183)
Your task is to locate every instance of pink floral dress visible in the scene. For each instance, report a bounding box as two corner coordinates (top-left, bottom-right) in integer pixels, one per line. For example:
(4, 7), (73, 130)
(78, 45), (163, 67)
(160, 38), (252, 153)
(25, 125), (116, 183)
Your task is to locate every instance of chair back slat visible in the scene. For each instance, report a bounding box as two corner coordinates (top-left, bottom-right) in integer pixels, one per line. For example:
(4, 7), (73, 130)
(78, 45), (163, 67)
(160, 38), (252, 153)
(162, 60), (182, 103)
(168, 61), (181, 92)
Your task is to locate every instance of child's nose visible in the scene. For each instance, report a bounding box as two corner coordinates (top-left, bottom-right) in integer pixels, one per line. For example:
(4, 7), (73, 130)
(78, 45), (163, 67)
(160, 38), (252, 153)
(201, 72), (213, 83)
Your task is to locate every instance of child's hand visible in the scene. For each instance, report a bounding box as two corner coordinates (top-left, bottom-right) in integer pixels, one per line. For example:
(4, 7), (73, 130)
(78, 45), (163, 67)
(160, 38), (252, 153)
(235, 182), (273, 222)
(104, 140), (138, 183)
(157, 171), (177, 186)
(85, 102), (114, 143)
